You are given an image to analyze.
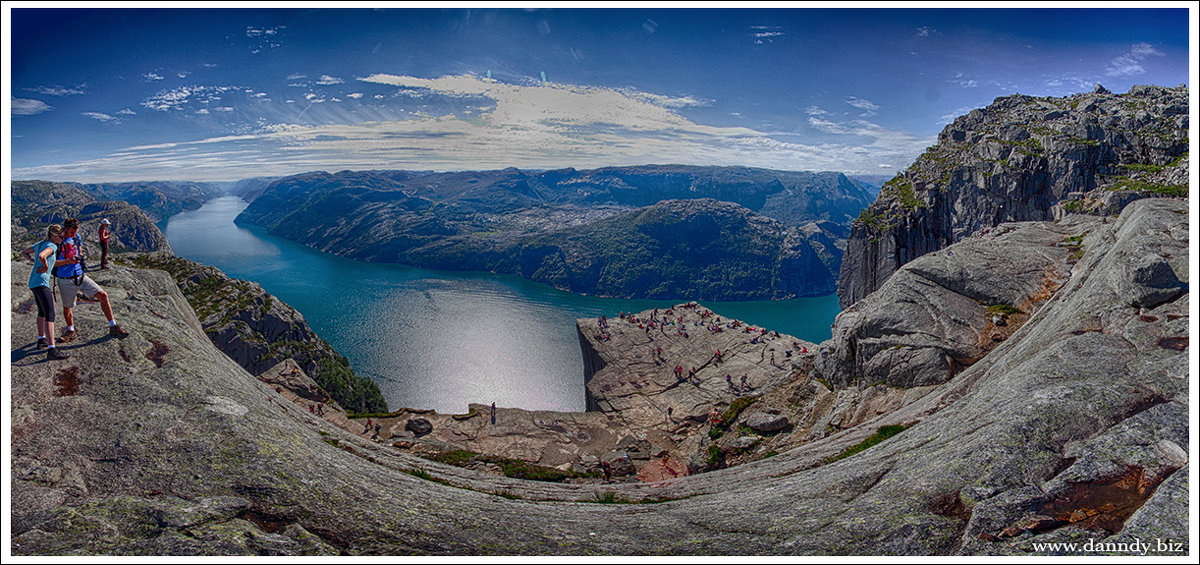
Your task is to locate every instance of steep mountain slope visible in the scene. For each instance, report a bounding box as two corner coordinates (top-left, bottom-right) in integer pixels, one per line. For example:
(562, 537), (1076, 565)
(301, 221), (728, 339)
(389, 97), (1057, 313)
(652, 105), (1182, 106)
(233, 165), (871, 300)
(838, 84), (1188, 308)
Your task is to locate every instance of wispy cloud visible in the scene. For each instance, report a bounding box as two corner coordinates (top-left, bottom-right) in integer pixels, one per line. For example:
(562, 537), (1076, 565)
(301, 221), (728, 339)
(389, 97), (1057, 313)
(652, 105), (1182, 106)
(143, 72), (165, 82)
(750, 25), (784, 44)
(15, 74), (934, 182)
(1105, 42), (1164, 77)
(316, 75), (345, 85)
(26, 85), (86, 96)
(844, 96), (879, 115)
(246, 25), (286, 52)
(13, 97), (52, 116)
(916, 26), (937, 38)
(142, 85), (240, 111)
(82, 111), (119, 123)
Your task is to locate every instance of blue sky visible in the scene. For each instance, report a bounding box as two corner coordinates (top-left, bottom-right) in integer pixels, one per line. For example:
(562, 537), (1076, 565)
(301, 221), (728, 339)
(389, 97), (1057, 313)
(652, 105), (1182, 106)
(5, 4), (1194, 183)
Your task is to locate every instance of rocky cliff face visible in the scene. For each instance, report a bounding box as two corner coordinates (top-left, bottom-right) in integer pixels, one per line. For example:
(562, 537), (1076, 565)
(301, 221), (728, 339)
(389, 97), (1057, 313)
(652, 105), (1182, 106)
(838, 84), (1188, 308)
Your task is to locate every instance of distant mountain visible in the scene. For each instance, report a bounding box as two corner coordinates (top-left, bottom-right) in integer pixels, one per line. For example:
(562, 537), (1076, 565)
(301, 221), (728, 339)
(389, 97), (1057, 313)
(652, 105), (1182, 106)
(235, 165), (873, 300)
(78, 181), (225, 222)
(846, 175), (888, 197)
(224, 176), (285, 202)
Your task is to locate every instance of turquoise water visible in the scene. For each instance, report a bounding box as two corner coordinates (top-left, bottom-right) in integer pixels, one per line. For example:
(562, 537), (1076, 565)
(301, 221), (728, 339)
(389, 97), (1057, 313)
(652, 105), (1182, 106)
(164, 197), (840, 413)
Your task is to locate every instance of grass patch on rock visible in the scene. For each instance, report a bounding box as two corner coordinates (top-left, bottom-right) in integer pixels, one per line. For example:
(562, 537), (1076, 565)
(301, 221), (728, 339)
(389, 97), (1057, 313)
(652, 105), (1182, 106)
(827, 424), (911, 463)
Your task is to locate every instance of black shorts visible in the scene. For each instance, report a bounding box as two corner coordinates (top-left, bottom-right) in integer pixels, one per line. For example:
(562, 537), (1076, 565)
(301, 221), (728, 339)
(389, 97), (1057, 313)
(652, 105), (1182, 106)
(32, 286), (55, 322)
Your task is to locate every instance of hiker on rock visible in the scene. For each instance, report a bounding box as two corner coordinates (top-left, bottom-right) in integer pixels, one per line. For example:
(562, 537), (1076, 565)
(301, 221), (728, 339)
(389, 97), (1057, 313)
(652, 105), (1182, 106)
(98, 218), (111, 269)
(22, 224), (70, 360)
(52, 218), (129, 340)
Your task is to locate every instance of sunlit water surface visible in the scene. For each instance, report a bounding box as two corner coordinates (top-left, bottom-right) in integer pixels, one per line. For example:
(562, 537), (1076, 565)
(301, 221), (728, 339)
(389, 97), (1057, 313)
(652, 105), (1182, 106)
(165, 196), (841, 413)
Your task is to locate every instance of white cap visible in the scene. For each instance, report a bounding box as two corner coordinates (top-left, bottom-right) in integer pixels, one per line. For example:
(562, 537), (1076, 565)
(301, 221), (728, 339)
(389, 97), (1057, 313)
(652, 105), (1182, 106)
(101, 218), (111, 225)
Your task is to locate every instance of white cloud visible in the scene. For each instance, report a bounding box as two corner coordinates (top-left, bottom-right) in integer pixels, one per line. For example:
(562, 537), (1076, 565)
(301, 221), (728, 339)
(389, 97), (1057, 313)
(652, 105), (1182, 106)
(82, 112), (118, 123)
(347, 93), (364, 99)
(17, 74), (935, 182)
(916, 26), (936, 37)
(13, 98), (52, 115)
(844, 96), (879, 115)
(1106, 42), (1164, 77)
(316, 75), (345, 85)
(142, 85), (239, 111)
(286, 73), (307, 80)
(195, 108), (210, 115)
(117, 108), (137, 115)
(27, 85), (86, 96)
(144, 72), (165, 81)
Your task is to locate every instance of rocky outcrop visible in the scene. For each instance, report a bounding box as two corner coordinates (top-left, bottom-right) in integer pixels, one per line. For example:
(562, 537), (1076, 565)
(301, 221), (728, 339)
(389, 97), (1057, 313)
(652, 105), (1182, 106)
(127, 253), (387, 414)
(817, 215), (1098, 389)
(8, 197), (1188, 555)
(838, 84), (1188, 308)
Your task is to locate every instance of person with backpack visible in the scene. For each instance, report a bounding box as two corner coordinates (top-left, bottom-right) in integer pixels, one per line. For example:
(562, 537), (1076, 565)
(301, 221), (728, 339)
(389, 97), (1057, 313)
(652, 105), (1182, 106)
(21, 224), (71, 360)
(54, 218), (129, 341)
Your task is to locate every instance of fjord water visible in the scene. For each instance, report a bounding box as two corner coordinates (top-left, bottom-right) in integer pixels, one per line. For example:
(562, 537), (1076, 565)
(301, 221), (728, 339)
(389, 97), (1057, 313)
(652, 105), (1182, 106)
(165, 196), (841, 413)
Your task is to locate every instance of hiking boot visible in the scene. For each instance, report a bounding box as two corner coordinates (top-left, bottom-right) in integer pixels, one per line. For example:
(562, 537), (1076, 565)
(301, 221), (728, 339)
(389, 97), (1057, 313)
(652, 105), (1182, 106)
(36, 337), (47, 349)
(46, 347), (70, 360)
(109, 324), (130, 338)
(58, 329), (78, 343)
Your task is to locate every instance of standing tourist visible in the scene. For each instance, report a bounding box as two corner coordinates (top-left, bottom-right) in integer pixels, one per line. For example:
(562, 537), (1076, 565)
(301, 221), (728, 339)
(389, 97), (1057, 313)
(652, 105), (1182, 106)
(22, 224), (70, 360)
(54, 218), (130, 341)
(97, 218), (111, 269)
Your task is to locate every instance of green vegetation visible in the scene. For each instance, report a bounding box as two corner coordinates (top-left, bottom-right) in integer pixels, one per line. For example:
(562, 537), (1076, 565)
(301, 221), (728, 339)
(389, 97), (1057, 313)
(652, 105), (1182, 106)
(994, 137), (1044, 153)
(1107, 178), (1187, 198)
(986, 304), (1023, 316)
(1061, 200), (1087, 214)
(1120, 163), (1165, 174)
(856, 207), (892, 232)
(827, 424), (911, 463)
(882, 177), (925, 210)
(708, 397), (758, 440)
(594, 491), (626, 504)
(406, 468), (453, 487)
(706, 443), (725, 467)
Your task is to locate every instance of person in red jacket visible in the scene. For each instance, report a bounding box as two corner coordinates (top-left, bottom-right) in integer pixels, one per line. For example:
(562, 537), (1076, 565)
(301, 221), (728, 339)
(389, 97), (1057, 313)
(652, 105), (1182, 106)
(98, 218), (111, 269)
